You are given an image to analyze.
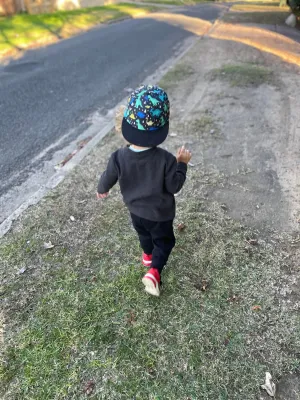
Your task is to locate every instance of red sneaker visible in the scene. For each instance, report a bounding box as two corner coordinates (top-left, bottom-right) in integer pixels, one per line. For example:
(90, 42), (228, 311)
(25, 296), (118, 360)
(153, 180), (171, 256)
(142, 268), (160, 297)
(142, 252), (152, 267)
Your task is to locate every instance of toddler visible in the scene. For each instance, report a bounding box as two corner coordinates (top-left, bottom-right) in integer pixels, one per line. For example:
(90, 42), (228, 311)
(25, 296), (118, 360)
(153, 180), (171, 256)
(97, 85), (191, 296)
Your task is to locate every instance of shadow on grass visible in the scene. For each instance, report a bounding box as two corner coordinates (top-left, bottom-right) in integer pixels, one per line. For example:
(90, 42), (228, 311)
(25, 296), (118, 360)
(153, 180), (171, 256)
(0, 27), (23, 52)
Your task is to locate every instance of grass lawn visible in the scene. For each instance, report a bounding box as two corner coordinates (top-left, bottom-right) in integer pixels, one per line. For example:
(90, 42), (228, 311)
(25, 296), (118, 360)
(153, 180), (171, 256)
(0, 3), (156, 58)
(210, 64), (275, 87)
(1, 128), (300, 399)
(131, 0), (215, 6)
(223, 3), (291, 25)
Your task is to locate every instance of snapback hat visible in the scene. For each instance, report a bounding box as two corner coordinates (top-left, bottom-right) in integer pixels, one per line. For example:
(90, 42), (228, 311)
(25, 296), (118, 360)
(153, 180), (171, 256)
(122, 85), (170, 147)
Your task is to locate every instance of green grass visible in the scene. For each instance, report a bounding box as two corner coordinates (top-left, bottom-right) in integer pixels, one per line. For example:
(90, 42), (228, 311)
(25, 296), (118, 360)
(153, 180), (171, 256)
(230, 2), (287, 9)
(159, 63), (195, 89)
(223, 10), (290, 24)
(0, 3), (156, 57)
(223, 2), (291, 24)
(0, 131), (300, 399)
(135, 0), (215, 5)
(210, 64), (275, 87)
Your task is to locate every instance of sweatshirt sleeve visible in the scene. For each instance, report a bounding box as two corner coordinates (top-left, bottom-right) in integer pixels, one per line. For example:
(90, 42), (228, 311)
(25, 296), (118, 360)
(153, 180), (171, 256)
(97, 152), (119, 194)
(164, 154), (187, 194)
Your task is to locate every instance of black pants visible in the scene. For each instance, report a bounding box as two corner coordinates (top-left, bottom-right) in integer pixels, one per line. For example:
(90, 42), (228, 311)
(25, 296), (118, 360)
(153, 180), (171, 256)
(131, 213), (175, 274)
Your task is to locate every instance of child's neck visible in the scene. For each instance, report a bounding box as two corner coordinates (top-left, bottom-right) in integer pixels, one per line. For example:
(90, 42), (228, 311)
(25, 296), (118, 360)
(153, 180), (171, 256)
(131, 144), (150, 150)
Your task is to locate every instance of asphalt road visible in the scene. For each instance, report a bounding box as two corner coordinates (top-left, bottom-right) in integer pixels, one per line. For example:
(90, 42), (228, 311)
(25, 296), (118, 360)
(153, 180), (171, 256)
(0, 4), (223, 201)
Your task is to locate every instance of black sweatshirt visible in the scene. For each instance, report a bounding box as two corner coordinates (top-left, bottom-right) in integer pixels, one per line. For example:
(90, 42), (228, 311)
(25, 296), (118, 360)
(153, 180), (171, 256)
(98, 146), (187, 221)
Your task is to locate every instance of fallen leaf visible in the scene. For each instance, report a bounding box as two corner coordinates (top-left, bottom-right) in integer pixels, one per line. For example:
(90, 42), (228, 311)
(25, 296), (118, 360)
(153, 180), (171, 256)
(200, 280), (209, 291)
(84, 380), (95, 396)
(177, 223), (186, 232)
(252, 305), (261, 311)
(246, 238), (258, 246)
(227, 295), (240, 303)
(77, 136), (92, 149)
(220, 204), (228, 211)
(70, 216), (75, 222)
(127, 311), (136, 325)
(224, 338), (230, 346)
(261, 372), (276, 397)
(43, 241), (54, 249)
(18, 267), (27, 275)
(57, 150), (78, 168)
(194, 279), (210, 292)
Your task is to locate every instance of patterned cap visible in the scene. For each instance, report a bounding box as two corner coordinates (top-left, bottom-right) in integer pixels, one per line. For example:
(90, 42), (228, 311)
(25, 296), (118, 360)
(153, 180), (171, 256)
(124, 85), (170, 131)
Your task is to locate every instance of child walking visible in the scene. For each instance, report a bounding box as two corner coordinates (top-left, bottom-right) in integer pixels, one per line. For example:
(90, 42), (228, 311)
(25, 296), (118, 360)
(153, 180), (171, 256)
(97, 85), (191, 297)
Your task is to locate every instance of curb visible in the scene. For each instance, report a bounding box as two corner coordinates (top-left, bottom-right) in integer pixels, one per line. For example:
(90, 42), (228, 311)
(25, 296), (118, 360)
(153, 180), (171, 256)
(0, 121), (114, 238)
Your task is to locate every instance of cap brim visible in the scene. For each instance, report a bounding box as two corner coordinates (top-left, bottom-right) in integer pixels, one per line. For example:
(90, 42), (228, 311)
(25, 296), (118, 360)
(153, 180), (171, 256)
(122, 118), (169, 147)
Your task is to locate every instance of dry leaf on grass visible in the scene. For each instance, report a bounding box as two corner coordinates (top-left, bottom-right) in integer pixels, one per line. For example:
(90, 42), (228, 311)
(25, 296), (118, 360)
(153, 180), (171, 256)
(261, 372), (276, 397)
(55, 137), (92, 169)
(227, 294), (240, 303)
(177, 223), (186, 232)
(127, 311), (136, 325)
(84, 380), (95, 396)
(246, 238), (258, 245)
(77, 137), (92, 149)
(195, 279), (210, 292)
(43, 241), (54, 249)
(252, 305), (261, 311)
(200, 279), (210, 291)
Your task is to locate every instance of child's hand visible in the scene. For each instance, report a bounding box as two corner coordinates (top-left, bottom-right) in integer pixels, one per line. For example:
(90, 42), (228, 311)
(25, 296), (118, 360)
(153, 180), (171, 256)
(97, 192), (109, 199)
(176, 146), (192, 164)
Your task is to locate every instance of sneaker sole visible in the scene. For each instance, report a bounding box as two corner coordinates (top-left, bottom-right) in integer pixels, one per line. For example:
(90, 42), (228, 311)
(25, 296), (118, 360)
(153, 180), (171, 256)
(142, 276), (160, 297)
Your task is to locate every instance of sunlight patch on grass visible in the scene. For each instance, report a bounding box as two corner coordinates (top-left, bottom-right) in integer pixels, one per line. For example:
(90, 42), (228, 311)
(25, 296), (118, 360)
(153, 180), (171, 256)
(0, 3), (156, 57)
(135, 0), (215, 4)
(231, 3), (288, 11)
